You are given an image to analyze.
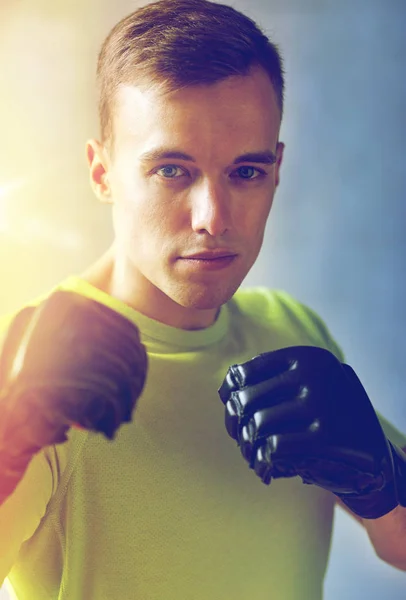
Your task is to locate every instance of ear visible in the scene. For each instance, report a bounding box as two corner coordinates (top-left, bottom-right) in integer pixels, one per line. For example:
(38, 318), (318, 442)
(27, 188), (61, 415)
(274, 141), (285, 188)
(86, 139), (112, 204)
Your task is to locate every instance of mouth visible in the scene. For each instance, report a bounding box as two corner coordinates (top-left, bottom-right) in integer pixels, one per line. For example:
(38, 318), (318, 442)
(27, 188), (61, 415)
(181, 250), (238, 260)
(177, 252), (238, 271)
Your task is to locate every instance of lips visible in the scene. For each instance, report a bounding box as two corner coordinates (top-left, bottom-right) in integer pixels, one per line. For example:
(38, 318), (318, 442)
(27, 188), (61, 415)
(177, 252), (238, 272)
(181, 250), (237, 260)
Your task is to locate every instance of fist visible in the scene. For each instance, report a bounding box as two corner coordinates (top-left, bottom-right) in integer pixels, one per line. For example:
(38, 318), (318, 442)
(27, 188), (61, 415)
(0, 291), (148, 454)
(218, 346), (402, 518)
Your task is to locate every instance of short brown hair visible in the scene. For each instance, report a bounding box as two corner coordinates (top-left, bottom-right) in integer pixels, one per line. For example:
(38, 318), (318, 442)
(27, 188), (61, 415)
(96, 0), (285, 148)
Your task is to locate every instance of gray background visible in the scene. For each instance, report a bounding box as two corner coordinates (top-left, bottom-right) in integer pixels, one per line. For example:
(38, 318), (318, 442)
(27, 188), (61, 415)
(1, 0), (405, 598)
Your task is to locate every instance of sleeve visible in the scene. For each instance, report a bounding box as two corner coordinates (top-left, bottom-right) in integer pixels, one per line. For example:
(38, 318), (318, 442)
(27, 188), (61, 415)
(0, 311), (54, 585)
(278, 292), (347, 362)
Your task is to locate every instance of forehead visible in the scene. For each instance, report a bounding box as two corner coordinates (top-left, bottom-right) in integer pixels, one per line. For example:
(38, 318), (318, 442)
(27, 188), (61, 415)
(112, 67), (281, 154)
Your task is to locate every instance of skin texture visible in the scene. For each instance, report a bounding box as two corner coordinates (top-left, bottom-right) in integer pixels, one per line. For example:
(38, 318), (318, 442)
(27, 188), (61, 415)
(84, 66), (284, 330)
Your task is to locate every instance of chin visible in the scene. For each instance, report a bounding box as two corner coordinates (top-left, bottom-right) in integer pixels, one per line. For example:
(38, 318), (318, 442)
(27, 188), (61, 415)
(173, 281), (241, 311)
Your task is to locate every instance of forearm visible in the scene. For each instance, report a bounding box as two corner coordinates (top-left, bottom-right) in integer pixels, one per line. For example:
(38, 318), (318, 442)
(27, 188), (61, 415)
(337, 444), (406, 570)
(0, 451), (33, 506)
(361, 444), (406, 570)
(362, 503), (406, 570)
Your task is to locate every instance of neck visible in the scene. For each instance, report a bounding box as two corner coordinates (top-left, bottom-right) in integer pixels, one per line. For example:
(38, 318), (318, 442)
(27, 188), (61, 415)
(79, 244), (219, 330)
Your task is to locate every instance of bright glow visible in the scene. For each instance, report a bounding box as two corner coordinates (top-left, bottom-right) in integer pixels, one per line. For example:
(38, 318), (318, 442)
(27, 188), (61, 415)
(0, 181), (83, 250)
(21, 218), (84, 250)
(0, 180), (24, 233)
(0, 180), (24, 200)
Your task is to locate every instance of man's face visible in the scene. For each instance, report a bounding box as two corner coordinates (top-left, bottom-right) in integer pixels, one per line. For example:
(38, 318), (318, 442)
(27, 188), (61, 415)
(89, 66), (284, 323)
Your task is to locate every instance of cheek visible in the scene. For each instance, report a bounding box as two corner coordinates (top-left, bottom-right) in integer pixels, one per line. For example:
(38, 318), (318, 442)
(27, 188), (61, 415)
(112, 188), (180, 261)
(111, 175), (155, 229)
(235, 192), (273, 237)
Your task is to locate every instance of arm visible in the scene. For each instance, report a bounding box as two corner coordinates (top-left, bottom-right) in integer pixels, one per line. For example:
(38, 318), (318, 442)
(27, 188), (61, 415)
(0, 448), (54, 584)
(0, 291), (147, 504)
(0, 313), (53, 584)
(0, 291), (148, 582)
(337, 445), (406, 571)
(218, 346), (406, 568)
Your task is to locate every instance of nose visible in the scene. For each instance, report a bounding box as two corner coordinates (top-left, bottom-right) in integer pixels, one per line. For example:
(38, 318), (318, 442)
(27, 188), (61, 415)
(190, 180), (232, 237)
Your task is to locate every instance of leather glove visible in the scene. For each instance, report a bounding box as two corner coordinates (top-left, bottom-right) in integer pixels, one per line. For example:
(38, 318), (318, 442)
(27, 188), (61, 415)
(218, 345), (406, 519)
(0, 291), (148, 504)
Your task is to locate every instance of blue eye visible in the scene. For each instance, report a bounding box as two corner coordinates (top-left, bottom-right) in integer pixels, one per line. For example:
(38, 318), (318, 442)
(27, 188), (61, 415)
(156, 165), (185, 178)
(154, 164), (266, 182)
(234, 166), (264, 180)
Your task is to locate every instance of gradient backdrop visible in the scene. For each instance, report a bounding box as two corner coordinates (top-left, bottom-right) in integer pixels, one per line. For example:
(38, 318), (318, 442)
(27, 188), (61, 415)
(0, 0), (405, 598)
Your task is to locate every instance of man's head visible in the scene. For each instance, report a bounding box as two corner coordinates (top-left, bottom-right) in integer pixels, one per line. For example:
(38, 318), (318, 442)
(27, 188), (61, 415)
(96, 0), (285, 151)
(87, 0), (286, 328)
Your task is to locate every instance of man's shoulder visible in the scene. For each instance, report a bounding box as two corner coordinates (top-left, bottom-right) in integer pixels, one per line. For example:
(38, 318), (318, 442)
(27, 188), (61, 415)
(232, 286), (318, 326)
(230, 287), (345, 361)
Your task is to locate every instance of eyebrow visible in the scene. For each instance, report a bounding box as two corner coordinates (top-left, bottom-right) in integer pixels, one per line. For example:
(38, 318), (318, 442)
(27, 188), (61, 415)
(139, 147), (277, 165)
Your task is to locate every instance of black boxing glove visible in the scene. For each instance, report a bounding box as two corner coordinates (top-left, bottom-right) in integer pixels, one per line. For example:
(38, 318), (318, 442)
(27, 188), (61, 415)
(218, 345), (406, 519)
(0, 291), (148, 505)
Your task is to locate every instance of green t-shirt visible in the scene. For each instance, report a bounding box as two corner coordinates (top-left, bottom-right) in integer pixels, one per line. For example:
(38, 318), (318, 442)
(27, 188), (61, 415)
(1, 276), (405, 600)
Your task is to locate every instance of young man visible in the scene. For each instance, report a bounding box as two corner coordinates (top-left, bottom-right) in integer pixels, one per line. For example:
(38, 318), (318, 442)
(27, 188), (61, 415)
(0, 1), (405, 598)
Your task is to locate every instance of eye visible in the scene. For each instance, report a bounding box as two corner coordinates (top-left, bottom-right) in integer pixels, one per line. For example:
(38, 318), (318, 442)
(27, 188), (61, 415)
(231, 166), (266, 180)
(153, 164), (267, 182)
(155, 164), (187, 179)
